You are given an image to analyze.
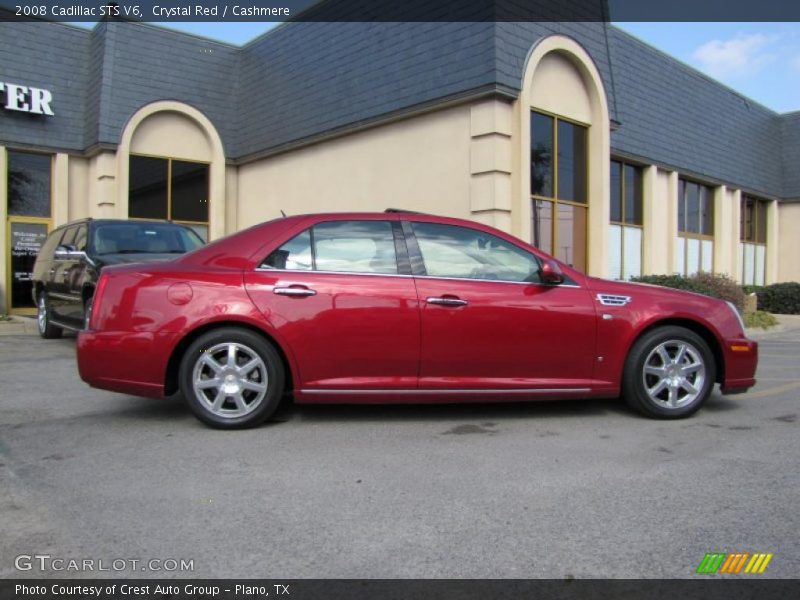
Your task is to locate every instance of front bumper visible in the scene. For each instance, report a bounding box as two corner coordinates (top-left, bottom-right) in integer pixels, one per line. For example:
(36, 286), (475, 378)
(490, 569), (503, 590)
(720, 338), (758, 394)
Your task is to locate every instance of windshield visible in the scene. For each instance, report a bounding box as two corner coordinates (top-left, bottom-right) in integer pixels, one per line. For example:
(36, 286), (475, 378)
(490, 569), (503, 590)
(92, 222), (205, 255)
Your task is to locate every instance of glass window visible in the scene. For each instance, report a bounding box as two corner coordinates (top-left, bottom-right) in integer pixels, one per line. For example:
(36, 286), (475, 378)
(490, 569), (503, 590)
(610, 161), (622, 223)
(73, 225), (88, 252)
(530, 112), (554, 198)
(313, 221), (397, 274)
(624, 164), (643, 225)
(556, 204), (587, 272)
(129, 156), (168, 220)
(91, 222), (204, 255)
(609, 160), (643, 280)
(59, 226), (78, 247)
(412, 222), (540, 283)
(530, 111), (589, 270)
(531, 200), (553, 256)
(557, 120), (587, 203)
(755, 199), (767, 244)
(677, 178), (715, 275)
(171, 160), (209, 223)
(263, 229), (313, 271)
(7, 151), (51, 217)
(740, 196), (769, 286)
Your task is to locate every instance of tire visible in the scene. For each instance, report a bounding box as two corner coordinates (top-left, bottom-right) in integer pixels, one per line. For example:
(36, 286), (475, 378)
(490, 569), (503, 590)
(179, 327), (285, 429)
(37, 291), (63, 339)
(622, 326), (715, 419)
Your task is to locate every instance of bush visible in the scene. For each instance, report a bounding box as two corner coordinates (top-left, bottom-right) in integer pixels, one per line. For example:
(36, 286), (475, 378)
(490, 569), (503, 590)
(744, 310), (778, 329)
(756, 282), (800, 315)
(631, 273), (745, 311)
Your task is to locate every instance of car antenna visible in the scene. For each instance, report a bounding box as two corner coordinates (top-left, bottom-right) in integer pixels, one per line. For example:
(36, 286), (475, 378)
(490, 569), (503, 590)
(280, 210), (287, 217)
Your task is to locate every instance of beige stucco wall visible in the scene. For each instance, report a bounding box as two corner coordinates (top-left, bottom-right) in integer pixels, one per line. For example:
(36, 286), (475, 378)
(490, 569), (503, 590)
(129, 111), (213, 162)
(237, 105), (473, 227)
(777, 202), (799, 282)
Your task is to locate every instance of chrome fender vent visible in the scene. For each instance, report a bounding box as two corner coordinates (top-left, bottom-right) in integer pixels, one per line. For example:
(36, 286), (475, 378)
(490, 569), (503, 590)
(596, 293), (631, 307)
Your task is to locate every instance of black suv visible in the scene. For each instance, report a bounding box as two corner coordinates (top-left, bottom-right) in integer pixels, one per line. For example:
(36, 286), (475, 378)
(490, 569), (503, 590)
(32, 219), (205, 338)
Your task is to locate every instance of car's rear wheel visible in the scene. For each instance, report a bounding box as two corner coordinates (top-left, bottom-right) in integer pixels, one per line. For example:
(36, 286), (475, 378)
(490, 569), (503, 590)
(37, 292), (63, 339)
(622, 326), (715, 419)
(179, 328), (285, 429)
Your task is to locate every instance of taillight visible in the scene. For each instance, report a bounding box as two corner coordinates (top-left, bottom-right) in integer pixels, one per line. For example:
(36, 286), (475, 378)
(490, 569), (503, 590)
(89, 273), (110, 330)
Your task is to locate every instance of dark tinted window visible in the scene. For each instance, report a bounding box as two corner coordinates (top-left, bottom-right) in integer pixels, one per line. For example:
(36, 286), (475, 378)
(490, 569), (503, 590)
(610, 160), (622, 222)
(7, 151), (51, 217)
(530, 112), (554, 198)
(557, 120), (587, 203)
(624, 164), (643, 225)
(91, 222), (204, 255)
(313, 221), (397, 274)
(40, 228), (66, 259)
(129, 156), (168, 219)
(412, 222), (540, 282)
(171, 161), (209, 222)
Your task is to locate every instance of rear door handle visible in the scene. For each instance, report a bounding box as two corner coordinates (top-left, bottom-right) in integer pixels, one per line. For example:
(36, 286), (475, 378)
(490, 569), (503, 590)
(426, 296), (468, 307)
(273, 286), (317, 297)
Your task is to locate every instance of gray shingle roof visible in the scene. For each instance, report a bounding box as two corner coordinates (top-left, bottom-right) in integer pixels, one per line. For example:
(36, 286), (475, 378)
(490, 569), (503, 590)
(0, 19), (796, 200)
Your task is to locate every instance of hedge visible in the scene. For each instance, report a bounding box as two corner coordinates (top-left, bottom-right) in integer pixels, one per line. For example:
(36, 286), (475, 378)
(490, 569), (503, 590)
(755, 282), (800, 315)
(630, 273), (745, 311)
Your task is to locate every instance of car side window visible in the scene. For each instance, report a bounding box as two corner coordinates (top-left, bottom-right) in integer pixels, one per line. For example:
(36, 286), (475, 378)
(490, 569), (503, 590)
(263, 229), (313, 271)
(411, 222), (541, 283)
(313, 221), (397, 274)
(59, 226), (78, 248)
(73, 225), (88, 252)
(262, 221), (398, 275)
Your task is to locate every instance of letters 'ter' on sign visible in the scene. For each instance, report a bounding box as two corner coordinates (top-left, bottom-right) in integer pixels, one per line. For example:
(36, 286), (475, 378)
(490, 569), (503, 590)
(0, 81), (54, 116)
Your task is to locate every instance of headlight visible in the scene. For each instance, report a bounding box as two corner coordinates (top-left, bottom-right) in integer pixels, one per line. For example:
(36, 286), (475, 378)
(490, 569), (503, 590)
(726, 301), (746, 333)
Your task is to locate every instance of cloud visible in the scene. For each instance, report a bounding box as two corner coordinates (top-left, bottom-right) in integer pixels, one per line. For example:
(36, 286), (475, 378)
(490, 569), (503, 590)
(692, 33), (778, 78)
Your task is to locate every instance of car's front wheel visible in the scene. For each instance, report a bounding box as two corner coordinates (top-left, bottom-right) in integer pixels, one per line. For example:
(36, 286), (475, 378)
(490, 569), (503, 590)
(622, 326), (715, 419)
(37, 292), (63, 339)
(179, 328), (285, 429)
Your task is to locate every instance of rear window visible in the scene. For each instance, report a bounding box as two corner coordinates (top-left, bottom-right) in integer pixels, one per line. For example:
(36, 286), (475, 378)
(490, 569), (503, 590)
(91, 222), (205, 255)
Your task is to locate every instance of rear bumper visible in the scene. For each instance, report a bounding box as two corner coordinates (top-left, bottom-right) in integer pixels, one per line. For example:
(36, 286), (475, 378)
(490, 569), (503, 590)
(721, 338), (758, 394)
(77, 329), (176, 399)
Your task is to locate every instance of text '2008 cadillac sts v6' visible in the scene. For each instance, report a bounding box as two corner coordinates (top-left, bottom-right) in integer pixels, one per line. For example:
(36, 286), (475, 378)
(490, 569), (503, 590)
(76, 212), (757, 429)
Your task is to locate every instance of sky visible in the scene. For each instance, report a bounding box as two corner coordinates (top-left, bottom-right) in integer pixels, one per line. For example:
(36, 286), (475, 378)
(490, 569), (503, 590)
(71, 21), (800, 114)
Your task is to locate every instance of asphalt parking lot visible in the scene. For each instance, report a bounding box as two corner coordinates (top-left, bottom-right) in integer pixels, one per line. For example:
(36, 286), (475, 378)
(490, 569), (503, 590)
(1, 324), (798, 579)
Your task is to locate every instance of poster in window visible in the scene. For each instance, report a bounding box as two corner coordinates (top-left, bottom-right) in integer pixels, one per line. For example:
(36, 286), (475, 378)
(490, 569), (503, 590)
(10, 222), (48, 309)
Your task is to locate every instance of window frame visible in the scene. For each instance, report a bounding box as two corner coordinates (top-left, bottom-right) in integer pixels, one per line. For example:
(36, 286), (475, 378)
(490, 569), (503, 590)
(529, 109), (590, 271)
(609, 159), (644, 280)
(261, 220), (409, 276)
(677, 177), (715, 275)
(408, 220), (544, 284)
(128, 152), (210, 239)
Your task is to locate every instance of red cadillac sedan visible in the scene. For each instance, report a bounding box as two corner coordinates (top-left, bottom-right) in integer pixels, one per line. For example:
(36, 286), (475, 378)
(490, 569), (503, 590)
(77, 211), (758, 429)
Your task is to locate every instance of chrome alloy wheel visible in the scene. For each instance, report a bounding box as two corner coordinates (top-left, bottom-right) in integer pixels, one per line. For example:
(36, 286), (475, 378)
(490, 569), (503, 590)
(191, 342), (269, 419)
(642, 339), (706, 409)
(37, 294), (47, 334)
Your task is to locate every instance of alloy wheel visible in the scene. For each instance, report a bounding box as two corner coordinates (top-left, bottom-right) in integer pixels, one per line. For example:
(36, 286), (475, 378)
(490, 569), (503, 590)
(642, 339), (706, 409)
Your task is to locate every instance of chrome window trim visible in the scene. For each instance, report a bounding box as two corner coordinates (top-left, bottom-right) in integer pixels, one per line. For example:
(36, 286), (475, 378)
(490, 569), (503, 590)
(255, 266), (582, 288)
(300, 387), (591, 395)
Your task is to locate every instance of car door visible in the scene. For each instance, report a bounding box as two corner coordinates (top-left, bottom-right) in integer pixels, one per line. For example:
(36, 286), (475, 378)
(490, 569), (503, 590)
(406, 220), (598, 391)
(244, 218), (421, 394)
(49, 225), (77, 323)
(62, 224), (89, 326)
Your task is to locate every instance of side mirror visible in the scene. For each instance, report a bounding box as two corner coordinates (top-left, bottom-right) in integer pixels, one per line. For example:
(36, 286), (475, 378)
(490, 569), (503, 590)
(540, 259), (564, 285)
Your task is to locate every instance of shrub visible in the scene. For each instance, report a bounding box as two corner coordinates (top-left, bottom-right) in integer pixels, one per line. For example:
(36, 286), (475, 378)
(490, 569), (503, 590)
(631, 273), (745, 311)
(744, 310), (778, 329)
(756, 282), (800, 315)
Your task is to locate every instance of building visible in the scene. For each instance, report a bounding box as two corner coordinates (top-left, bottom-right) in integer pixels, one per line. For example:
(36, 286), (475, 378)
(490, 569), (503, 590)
(2, 16), (799, 314)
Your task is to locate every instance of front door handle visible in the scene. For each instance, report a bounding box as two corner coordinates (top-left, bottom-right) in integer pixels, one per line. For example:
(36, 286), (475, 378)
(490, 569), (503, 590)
(426, 296), (468, 307)
(273, 286), (317, 297)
